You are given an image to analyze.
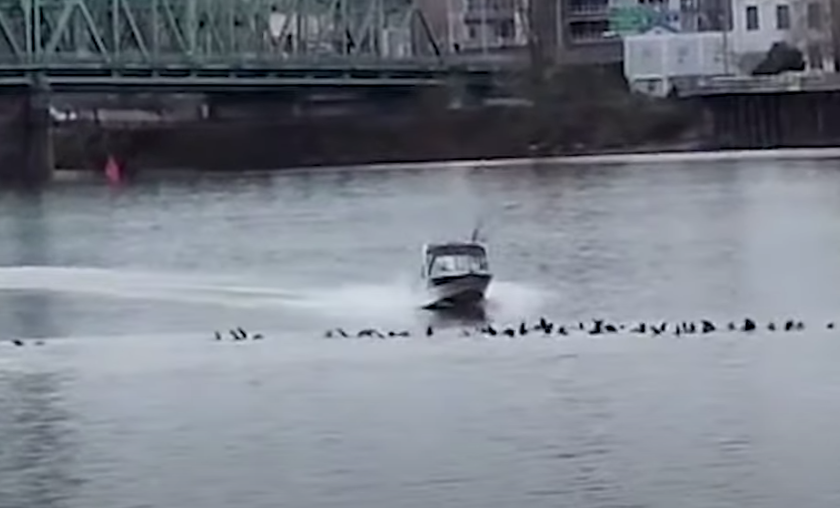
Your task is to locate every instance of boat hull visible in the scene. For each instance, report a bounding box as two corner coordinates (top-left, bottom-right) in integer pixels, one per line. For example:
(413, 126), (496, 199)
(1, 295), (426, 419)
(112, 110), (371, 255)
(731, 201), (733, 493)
(423, 273), (492, 309)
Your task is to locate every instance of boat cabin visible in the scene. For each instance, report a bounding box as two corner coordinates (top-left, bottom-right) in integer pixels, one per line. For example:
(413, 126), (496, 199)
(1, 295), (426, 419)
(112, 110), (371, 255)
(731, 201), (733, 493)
(422, 242), (489, 279)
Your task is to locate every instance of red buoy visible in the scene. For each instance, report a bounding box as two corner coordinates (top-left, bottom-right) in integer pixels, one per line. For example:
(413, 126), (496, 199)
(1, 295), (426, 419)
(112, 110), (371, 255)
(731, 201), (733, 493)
(104, 155), (122, 184)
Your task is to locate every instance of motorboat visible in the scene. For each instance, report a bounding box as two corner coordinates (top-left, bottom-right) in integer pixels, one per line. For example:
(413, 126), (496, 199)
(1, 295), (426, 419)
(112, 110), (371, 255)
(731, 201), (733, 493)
(421, 236), (492, 310)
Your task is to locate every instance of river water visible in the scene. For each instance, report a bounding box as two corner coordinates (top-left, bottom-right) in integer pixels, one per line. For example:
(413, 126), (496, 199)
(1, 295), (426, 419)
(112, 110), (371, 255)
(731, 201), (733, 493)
(3, 156), (840, 508)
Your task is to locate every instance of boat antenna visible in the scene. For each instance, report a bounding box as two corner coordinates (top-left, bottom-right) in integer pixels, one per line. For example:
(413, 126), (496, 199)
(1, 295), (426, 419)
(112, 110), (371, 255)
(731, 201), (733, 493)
(470, 218), (485, 243)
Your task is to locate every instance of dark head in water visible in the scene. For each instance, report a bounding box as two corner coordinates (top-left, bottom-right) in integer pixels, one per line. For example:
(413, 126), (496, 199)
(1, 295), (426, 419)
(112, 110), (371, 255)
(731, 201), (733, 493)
(304, 315), (840, 345)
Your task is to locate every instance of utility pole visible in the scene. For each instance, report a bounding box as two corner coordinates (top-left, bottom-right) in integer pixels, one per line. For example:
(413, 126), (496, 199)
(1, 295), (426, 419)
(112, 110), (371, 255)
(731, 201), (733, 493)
(721, 1), (731, 74)
(481, 0), (489, 56)
(526, 0), (549, 86)
(525, 0), (550, 151)
(446, 0), (455, 52)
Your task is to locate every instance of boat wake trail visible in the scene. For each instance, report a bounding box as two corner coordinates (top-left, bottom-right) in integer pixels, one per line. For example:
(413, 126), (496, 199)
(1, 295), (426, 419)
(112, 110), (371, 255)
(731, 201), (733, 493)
(0, 266), (303, 310)
(0, 266), (555, 324)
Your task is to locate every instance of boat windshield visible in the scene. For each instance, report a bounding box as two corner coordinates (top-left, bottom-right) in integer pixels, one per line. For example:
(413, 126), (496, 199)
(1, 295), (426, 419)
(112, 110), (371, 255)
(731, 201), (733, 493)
(429, 254), (488, 277)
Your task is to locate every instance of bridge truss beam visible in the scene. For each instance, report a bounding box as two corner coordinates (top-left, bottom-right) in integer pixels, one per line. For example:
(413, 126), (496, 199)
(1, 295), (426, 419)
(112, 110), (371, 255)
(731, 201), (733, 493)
(0, 0), (443, 70)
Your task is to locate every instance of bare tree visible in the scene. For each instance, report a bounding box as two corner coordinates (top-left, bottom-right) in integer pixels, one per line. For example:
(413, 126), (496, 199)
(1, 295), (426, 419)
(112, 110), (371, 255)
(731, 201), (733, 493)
(517, 0), (558, 151)
(788, 0), (834, 70)
(833, 0), (840, 69)
(522, 0), (555, 80)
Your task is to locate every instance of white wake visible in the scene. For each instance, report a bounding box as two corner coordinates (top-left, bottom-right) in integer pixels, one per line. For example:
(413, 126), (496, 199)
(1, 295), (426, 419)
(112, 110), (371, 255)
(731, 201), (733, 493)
(0, 265), (556, 321)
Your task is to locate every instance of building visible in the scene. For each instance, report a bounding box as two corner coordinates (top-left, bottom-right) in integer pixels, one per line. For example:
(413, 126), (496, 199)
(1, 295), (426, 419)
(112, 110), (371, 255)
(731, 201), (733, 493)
(463, 0), (530, 51)
(624, 29), (728, 95)
(423, 0), (618, 65)
(557, 0), (687, 65)
(562, 0), (838, 70)
(685, 0), (732, 31)
(728, 0), (834, 72)
(423, 0), (837, 70)
(445, 0), (619, 65)
(557, 0), (620, 63)
(418, 0), (529, 54)
(623, 0), (836, 97)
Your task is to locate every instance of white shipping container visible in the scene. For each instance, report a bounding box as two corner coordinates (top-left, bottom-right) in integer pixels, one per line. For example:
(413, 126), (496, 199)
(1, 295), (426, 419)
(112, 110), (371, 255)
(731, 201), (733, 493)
(625, 31), (727, 79)
(624, 31), (729, 96)
(625, 36), (666, 79)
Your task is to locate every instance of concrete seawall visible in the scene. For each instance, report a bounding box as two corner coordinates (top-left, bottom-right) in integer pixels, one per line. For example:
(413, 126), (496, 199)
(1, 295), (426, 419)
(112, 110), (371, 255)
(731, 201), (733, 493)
(0, 89), (51, 185)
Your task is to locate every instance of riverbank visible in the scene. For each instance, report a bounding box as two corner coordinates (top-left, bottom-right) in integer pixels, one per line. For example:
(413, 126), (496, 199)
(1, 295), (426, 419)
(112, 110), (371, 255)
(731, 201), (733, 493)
(53, 146), (840, 183)
(354, 146), (840, 172)
(49, 65), (706, 177)
(52, 105), (702, 177)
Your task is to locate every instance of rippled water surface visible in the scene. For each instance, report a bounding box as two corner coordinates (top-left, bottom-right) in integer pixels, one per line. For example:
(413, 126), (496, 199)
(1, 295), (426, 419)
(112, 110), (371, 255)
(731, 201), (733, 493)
(3, 157), (840, 508)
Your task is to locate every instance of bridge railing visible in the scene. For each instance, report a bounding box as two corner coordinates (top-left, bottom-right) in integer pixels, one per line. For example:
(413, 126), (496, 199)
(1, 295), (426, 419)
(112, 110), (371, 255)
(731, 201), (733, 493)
(0, 0), (448, 69)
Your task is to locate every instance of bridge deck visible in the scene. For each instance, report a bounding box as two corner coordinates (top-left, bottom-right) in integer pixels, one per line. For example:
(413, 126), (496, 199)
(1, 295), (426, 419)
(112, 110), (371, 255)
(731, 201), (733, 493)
(0, 60), (499, 90)
(0, 0), (511, 89)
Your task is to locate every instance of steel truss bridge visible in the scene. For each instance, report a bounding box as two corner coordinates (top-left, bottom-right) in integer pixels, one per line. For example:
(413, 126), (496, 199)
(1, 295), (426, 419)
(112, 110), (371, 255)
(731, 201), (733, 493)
(0, 0), (482, 91)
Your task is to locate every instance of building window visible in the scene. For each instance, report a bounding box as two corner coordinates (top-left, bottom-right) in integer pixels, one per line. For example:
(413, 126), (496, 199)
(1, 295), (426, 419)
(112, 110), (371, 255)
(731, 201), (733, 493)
(807, 2), (822, 29)
(496, 19), (515, 39)
(569, 0), (608, 14)
(776, 4), (790, 29)
(569, 20), (610, 41)
(745, 5), (759, 30)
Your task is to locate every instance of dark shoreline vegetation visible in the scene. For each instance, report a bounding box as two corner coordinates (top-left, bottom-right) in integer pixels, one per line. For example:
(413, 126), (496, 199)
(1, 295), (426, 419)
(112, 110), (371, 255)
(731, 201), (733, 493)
(52, 65), (705, 176)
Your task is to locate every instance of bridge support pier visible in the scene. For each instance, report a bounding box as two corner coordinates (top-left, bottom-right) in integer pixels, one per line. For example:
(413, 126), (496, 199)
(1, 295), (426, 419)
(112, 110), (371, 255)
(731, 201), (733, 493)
(0, 84), (52, 186)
